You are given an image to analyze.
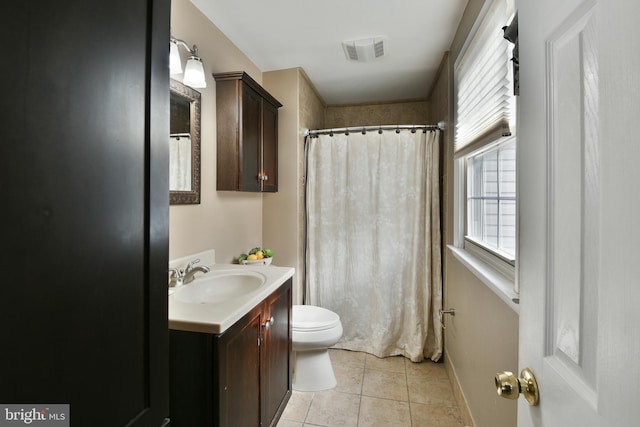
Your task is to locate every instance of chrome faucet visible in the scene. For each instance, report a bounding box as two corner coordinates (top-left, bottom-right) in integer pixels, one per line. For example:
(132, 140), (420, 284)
(183, 259), (210, 284)
(169, 258), (210, 288)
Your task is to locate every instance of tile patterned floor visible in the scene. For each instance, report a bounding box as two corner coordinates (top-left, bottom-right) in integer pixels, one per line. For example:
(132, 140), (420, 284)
(277, 349), (465, 427)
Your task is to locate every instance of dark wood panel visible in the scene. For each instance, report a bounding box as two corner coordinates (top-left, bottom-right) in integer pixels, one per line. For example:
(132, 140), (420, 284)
(169, 331), (213, 426)
(215, 80), (241, 190)
(262, 280), (292, 425)
(219, 308), (262, 427)
(0, 0), (170, 425)
(261, 100), (279, 192)
(240, 84), (262, 192)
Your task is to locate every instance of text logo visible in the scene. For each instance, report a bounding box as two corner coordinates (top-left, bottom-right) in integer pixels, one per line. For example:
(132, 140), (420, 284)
(0, 405), (69, 426)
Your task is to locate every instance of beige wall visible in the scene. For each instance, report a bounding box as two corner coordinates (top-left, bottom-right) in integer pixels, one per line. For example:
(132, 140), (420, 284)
(445, 257), (519, 427)
(296, 71), (326, 303)
(428, 53), (451, 248)
(325, 101), (428, 128)
(170, 0), (265, 263)
(430, 0), (520, 426)
(263, 68), (325, 304)
(262, 68), (302, 301)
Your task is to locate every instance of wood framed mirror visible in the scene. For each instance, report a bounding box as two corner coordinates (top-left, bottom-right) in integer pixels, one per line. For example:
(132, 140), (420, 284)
(170, 79), (201, 204)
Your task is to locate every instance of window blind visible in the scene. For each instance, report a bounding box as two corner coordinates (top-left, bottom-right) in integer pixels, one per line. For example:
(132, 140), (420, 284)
(455, 0), (516, 157)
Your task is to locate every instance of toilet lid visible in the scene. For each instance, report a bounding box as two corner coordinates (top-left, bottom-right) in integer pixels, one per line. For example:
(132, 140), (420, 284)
(292, 305), (341, 331)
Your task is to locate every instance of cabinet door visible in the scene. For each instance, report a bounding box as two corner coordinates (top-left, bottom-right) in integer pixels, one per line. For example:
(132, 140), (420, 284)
(240, 83), (262, 192)
(261, 100), (279, 192)
(218, 308), (262, 427)
(261, 279), (292, 425)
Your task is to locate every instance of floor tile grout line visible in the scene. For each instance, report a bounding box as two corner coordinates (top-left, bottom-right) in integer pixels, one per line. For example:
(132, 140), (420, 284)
(287, 350), (465, 427)
(404, 357), (414, 427)
(301, 391), (313, 425)
(356, 364), (364, 427)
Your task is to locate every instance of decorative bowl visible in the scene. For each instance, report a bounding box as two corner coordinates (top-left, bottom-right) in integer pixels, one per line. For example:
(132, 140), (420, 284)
(240, 257), (273, 266)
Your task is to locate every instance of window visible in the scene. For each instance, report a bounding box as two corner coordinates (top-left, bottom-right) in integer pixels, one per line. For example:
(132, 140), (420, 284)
(454, 0), (517, 276)
(466, 138), (516, 264)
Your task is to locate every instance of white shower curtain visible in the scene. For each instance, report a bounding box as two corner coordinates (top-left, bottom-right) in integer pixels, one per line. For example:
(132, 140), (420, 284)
(169, 135), (192, 191)
(305, 129), (443, 362)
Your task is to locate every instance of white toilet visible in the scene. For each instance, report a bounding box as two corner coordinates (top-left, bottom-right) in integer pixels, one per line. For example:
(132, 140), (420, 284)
(291, 305), (343, 391)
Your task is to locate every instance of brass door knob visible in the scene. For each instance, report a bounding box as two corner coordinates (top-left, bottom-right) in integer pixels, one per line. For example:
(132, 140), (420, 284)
(495, 368), (539, 406)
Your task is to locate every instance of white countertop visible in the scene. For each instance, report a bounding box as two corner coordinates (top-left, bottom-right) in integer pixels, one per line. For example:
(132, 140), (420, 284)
(168, 263), (294, 334)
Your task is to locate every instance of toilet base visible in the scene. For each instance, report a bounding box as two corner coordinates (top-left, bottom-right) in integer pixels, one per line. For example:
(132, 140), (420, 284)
(292, 349), (336, 392)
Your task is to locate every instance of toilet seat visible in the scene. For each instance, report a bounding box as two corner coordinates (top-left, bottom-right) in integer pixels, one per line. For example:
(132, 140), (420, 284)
(292, 305), (341, 331)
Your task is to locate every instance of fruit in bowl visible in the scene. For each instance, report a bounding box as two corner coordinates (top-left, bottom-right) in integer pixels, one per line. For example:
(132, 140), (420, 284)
(239, 247), (273, 265)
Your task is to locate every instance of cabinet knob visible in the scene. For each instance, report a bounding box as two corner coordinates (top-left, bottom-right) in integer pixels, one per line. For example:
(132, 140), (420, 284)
(259, 174), (269, 181)
(262, 316), (274, 330)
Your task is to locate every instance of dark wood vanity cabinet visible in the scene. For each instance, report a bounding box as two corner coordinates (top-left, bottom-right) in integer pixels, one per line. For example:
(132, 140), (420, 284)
(214, 71), (282, 192)
(261, 279), (292, 423)
(170, 279), (292, 427)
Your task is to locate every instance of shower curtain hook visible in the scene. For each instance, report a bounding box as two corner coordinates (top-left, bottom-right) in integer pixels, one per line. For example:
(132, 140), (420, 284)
(361, 127), (366, 135)
(395, 126), (400, 134)
(411, 126), (417, 134)
(378, 127), (383, 134)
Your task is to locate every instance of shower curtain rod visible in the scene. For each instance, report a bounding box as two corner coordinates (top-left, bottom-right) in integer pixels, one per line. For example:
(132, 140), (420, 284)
(305, 121), (445, 137)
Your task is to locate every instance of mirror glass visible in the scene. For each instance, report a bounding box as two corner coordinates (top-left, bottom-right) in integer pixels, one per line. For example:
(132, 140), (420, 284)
(170, 79), (201, 204)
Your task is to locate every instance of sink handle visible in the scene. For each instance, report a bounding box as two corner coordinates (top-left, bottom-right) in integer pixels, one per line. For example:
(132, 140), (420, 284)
(185, 258), (201, 273)
(168, 268), (184, 288)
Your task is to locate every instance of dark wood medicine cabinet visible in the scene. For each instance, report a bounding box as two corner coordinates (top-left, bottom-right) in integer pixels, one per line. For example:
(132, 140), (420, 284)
(214, 71), (282, 192)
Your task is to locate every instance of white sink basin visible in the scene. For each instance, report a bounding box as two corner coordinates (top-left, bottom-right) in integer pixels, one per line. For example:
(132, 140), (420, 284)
(173, 270), (267, 304)
(169, 264), (295, 334)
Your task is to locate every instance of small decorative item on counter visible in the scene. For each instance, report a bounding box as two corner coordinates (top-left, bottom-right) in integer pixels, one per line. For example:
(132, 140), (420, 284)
(239, 247), (274, 266)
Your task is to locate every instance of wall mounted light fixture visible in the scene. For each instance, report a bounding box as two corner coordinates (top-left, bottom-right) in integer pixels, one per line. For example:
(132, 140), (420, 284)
(170, 36), (207, 88)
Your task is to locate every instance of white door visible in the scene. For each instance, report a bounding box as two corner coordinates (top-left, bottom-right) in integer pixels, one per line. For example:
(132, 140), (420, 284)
(517, 0), (640, 425)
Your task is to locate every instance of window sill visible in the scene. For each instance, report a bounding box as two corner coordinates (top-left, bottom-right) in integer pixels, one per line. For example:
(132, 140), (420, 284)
(447, 245), (520, 314)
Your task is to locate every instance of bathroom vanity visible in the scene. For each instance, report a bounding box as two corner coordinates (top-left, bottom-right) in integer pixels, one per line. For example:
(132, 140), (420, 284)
(168, 264), (294, 427)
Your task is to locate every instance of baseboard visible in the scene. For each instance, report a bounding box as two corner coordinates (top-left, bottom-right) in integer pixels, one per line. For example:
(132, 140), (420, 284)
(443, 352), (475, 427)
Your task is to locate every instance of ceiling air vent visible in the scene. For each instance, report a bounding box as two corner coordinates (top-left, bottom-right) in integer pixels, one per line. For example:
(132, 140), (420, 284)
(344, 44), (359, 61)
(342, 37), (386, 62)
(373, 39), (385, 58)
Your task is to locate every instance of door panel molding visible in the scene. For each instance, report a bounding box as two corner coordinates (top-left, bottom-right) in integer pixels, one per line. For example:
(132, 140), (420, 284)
(544, 0), (599, 402)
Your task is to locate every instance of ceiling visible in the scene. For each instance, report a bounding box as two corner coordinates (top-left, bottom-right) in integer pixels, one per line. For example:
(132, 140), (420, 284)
(191, 0), (468, 105)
